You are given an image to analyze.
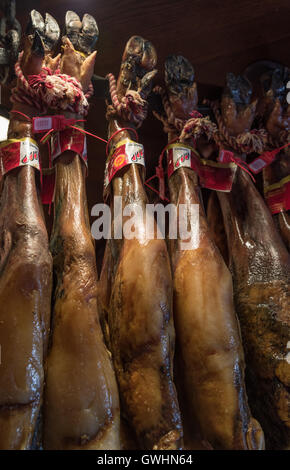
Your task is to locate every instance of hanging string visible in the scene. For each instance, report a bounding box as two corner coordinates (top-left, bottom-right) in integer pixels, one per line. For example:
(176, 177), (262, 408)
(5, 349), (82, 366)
(204, 99), (267, 154)
(144, 138), (178, 202)
(11, 52), (93, 116)
(106, 73), (148, 128)
(105, 127), (139, 156)
(153, 86), (217, 141)
(10, 109), (31, 121)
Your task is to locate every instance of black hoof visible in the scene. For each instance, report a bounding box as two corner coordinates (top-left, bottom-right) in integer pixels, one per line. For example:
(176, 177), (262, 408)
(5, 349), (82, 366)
(26, 10), (60, 52)
(65, 11), (98, 54)
(165, 55), (195, 96)
(31, 30), (45, 58)
(261, 67), (290, 105)
(225, 72), (252, 106)
(44, 13), (60, 51)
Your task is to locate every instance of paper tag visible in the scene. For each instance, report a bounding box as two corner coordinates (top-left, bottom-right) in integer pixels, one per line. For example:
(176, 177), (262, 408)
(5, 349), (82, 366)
(0, 138), (40, 175)
(50, 128), (88, 167)
(167, 145), (192, 177)
(167, 143), (237, 192)
(32, 115), (78, 133)
(104, 139), (145, 189)
(33, 116), (53, 132)
(264, 175), (290, 214)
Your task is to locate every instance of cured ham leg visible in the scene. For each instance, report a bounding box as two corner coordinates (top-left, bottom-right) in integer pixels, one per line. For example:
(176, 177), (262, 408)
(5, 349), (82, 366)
(43, 12), (120, 450)
(264, 151), (290, 252)
(216, 74), (290, 449)
(207, 191), (229, 265)
(99, 36), (183, 449)
(0, 12), (56, 449)
(259, 69), (290, 251)
(160, 55), (264, 450)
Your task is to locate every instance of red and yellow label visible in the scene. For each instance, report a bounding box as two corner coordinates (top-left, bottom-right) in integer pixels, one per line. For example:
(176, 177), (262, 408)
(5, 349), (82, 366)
(0, 138), (40, 176)
(167, 143), (237, 192)
(104, 139), (145, 193)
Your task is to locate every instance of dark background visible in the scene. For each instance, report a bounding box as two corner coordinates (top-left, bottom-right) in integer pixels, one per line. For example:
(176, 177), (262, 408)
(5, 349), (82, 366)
(2, 0), (290, 266)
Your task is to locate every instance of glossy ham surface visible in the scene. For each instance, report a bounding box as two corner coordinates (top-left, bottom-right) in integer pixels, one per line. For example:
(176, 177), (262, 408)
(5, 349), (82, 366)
(99, 36), (183, 450)
(216, 75), (290, 449)
(161, 56), (264, 450)
(0, 30), (53, 448)
(43, 14), (121, 449)
(44, 154), (120, 450)
(217, 168), (290, 450)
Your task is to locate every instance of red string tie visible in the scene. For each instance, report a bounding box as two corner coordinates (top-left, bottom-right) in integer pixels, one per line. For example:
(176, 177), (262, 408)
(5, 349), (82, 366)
(189, 110), (203, 119)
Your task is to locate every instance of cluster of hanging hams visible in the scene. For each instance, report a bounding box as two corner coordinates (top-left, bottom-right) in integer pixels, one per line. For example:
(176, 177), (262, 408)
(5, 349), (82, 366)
(0, 10), (289, 450)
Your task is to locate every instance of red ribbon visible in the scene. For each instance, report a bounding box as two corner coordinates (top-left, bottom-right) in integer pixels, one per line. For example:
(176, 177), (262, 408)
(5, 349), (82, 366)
(105, 127), (139, 156)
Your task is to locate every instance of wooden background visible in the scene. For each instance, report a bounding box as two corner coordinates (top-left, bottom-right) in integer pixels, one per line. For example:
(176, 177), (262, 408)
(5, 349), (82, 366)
(2, 0), (290, 265)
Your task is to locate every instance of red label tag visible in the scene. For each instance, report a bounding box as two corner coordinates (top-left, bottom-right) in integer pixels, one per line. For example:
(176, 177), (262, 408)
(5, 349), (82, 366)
(0, 138), (40, 175)
(217, 149), (234, 163)
(50, 128), (88, 167)
(32, 115), (78, 133)
(264, 176), (290, 214)
(167, 144), (237, 192)
(248, 151), (278, 174)
(104, 139), (145, 190)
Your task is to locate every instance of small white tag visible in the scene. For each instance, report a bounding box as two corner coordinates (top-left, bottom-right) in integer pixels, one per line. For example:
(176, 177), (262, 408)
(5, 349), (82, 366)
(19, 140), (40, 169)
(172, 147), (191, 170)
(249, 158), (266, 173)
(33, 117), (53, 132)
(125, 141), (145, 165)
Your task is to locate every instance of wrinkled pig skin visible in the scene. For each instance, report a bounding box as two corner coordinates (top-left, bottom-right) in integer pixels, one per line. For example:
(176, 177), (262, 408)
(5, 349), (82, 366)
(215, 75), (290, 449)
(218, 168), (290, 449)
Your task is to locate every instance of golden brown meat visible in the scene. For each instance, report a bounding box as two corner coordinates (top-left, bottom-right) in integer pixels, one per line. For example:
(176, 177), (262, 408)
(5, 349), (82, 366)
(43, 12), (120, 450)
(98, 36), (183, 450)
(0, 13), (55, 449)
(160, 55), (264, 450)
(216, 74), (290, 449)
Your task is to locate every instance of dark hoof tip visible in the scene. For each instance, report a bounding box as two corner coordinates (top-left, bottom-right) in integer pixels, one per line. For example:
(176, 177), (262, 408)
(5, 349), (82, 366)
(165, 55), (194, 95)
(31, 30), (45, 58)
(225, 72), (252, 106)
